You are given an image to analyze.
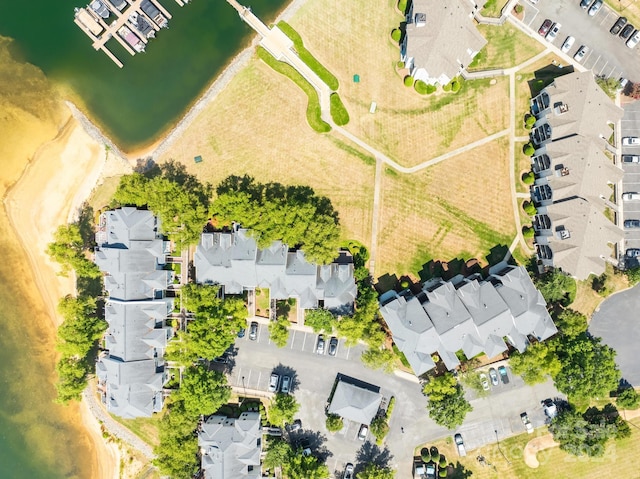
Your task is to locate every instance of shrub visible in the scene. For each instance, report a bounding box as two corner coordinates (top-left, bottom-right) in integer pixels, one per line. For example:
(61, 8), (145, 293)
(396, 60), (405, 68)
(391, 28), (402, 42)
(398, 0), (408, 13)
(514, 4), (524, 14)
(421, 448), (431, 463)
(415, 80), (429, 94)
(404, 76), (414, 87)
(325, 414), (344, 432)
(523, 143), (535, 156)
(617, 388), (640, 410)
(523, 201), (537, 216)
(387, 396), (396, 418)
(525, 114), (536, 128)
(522, 171), (535, 184)
(442, 82), (452, 92)
(400, 280), (410, 289)
(430, 446), (440, 462)
(370, 416), (390, 442)
(450, 80), (461, 93)
(439, 468), (448, 478)
(439, 455), (447, 467)
(522, 226), (535, 239)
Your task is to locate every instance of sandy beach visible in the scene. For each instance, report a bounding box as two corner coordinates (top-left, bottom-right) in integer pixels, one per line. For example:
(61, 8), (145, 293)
(5, 112), (128, 479)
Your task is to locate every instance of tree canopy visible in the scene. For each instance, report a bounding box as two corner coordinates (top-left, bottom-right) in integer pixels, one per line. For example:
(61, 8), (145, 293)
(56, 295), (105, 358)
(534, 270), (576, 306)
(264, 439), (330, 479)
(554, 333), (620, 404)
(46, 223), (101, 278)
(210, 175), (341, 264)
(509, 341), (561, 385)
(54, 356), (91, 404)
(174, 366), (231, 418)
(112, 162), (211, 245)
(168, 284), (247, 363)
(154, 402), (199, 479)
(361, 347), (395, 373)
(356, 463), (395, 479)
(268, 393), (300, 427)
(269, 317), (291, 348)
(304, 308), (336, 333)
(423, 373), (472, 429)
(554, 309), (588, 337)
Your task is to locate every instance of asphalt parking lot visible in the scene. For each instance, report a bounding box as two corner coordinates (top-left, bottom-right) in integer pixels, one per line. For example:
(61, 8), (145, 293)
(621, 100), (640, 265)
(226, 329), (562, 478)
(590, 283), (640, 387)
(522, 0), (640, 81)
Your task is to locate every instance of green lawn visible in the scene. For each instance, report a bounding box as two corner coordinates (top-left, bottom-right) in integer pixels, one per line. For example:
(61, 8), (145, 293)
(277, 21), (340, 91)
(111, 414), (162, 448)
(468, 22), (545, 71)
(256, 46), (330, 133)
(480, 0), (508, 17)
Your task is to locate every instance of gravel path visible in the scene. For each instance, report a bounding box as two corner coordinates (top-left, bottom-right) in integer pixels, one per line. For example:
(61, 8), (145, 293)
(83, 388), (155, 460)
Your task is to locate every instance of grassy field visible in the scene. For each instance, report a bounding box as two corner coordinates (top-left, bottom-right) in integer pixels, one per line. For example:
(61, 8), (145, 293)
(287, 0), (510, 168)
(376, 138), (515, 278)
(605, 0), (640, 28)
(480, 0), (508, 18)
(158, 58), (375, 247)
(468, 22), (545, 72)
(111, 414), (162, 448)
(422, 416), (640, 479)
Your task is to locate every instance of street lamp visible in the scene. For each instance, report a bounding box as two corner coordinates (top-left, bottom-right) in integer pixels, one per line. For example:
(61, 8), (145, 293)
(241, 375), (247, 406)
(495, 429), (511, 465)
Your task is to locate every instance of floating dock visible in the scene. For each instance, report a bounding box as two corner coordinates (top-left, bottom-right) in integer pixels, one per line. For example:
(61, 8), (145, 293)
(74, 0), (190, 68)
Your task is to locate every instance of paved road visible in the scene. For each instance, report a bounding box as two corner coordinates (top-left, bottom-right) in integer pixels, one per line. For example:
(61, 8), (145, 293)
(226, 334), (562, 478)
(522, 0), (640, 81)
(589, 283), (640, 386)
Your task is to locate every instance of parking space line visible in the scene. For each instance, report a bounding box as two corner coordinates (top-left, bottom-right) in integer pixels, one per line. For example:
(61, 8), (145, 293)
(245, 369), (252, 388)
(301, 332), (307, 351)
(590, 54), (602, 71)
(290, 329), (296, 349)
(236, 367), (242, 386)
(345, 344), (351, 360)
(598, 60), (609, 76)
(256, 371), (262, 390)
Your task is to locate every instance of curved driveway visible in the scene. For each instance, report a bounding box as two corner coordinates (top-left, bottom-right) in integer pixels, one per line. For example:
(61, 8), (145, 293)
(589, 284), (640, 387)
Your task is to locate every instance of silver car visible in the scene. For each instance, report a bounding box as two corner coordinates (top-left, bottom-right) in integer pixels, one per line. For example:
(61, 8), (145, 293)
(546, 23), (561, 42)
(561, 36), (575, 53)
(623, 192), (640, 201)
(574, 45), (589, 62)
(627, 30), (640, 49)
(623, 137), (640, 146)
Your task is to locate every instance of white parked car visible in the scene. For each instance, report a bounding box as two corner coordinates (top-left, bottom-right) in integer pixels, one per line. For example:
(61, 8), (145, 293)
(454, 433), (467, 457)
(546, 23), (561, 42)
(521, 412), (534, 434)
(622, 155), (640, 163)
(479, 373), (490, 391)
(561, 36), (575, 53)
(623, 192), (640, 201)
(623, 136), (640, 146)
(627, 30), (640, 49)
(574, 45), (589, 62)
(268, 373), (280, 393)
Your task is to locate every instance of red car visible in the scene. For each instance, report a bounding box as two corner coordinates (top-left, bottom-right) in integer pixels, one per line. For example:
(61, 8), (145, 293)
(538, 19), (553, 36)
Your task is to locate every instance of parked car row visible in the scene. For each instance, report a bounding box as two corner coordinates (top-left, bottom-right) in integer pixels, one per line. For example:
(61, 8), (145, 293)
(538, 19), (591, 62)
(580, 0), (603, 17)
(316, 334), (339, 356)
(486, 366), (510, 388)
(609, 16), (640, 48)
(268, 373), (292, 393)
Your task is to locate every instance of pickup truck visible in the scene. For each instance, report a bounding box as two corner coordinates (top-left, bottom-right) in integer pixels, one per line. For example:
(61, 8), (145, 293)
(520, 412), (534, 434)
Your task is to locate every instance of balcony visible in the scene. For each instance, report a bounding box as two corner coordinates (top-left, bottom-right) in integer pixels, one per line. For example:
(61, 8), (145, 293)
(533, 214), (551, 232)
(532, 184), (553, 204)
(532, 123), (552, 146)
(531, 92), (550, 115)
(536, 244), (553, 261)
(532, 154), (551, 174)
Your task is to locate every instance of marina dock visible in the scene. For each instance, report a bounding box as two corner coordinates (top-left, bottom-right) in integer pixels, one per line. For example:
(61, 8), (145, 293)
(74, 0), (189, 68)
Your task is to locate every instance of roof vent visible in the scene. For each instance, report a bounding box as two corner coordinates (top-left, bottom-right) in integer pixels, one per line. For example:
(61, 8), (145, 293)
(554, 102), (569, 115)
(556, 226), (571, 240)
(415, 12), (426, 26)
(555, 165), (570, 176)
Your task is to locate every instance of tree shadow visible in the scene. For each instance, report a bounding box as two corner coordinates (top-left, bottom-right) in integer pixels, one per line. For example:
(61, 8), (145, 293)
(448, 461), (473, 479)
(160, 160), (212, 206)
(272, 363), (299, 393)
(76, 203), (96, 249)
(527, 64), (574, 97)
(355, 442), (393, 470)
(292, 429), (332, 462)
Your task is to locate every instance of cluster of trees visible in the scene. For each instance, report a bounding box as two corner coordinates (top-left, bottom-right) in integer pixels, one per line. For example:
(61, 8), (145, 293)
(269, 316), (291, 348)
(47, 221), (106, 403)
(623, 81), (640, 100)
(155, 364), (232, 478)
(356, 464), (395, 479)
(267, 393), (300, 427)
(112, 162), (212, 245)
(550, 404), (630, 457)
(263, 439), (330, 479)
(422, 373), (473, 429)
(210, 175), (341, 264)
(167, 284), (247, 365)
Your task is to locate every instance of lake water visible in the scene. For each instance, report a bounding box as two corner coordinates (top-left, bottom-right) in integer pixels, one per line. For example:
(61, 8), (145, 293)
(0, 0), (289, 150)
(0, 0), (288, 477)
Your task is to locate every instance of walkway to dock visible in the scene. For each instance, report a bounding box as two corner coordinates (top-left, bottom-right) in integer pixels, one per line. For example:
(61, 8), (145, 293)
(225, 0), (332, 111)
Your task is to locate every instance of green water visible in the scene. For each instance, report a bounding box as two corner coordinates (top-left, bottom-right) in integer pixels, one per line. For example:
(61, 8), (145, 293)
(0, 1), (289, 478)
(0, 0), (289, 150)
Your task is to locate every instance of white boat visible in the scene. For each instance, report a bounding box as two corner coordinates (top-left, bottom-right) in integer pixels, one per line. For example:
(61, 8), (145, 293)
(118, 26), (145, 53)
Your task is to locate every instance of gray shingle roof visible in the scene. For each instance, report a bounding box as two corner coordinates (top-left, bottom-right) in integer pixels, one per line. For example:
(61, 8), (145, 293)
(96, 207), (159, 247)
(380, 266), (556, 374)
(104, 299), (173, 362)
(327, 380), (382, 425)
(195, 230), (356, 313)
(402, 0), (487, 85)
(199, 412), (262, 479)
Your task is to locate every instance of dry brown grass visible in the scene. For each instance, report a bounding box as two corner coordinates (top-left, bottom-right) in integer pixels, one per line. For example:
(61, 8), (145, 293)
(159, 59), (375, 246)
(573, 263), (630, 319)
(288, 0), (510, 168)
(376, 138), (515, 277)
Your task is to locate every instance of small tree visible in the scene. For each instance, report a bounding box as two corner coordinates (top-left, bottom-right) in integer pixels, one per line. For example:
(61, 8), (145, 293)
(420, 448), (431, 463)
(523, 201), (537, 216)
(404, 76), (414, 87)
(617, 388), (640, 410)
(396, 60), (405, 68)
(525, 114), (536, 128)
(325, 414), (344, 432)
(370, 416), (390, 442)
(514, 4), (524, 14)
(269, 317), (290, 348)
(439, 468), (448, 478)
(523, 143), (536, 156)
(430, 446), (440, 463)
(415, 80), (429, 95)
(522, 171), (535, 185)
(268, 393), (300, 427)
(305, 309), (335, 333)
(391, 28), (402, 42)
(522, 226), (535, 239)
(439, 455), (447, 467)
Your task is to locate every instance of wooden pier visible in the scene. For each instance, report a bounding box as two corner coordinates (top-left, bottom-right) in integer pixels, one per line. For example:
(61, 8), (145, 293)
(73, 0), (187, 67)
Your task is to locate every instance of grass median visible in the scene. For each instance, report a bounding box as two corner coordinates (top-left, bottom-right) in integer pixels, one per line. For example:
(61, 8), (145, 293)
(256, 46), (331, 133)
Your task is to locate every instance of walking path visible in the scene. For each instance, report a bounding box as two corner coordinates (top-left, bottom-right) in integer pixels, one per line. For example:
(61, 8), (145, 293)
(84, 387), (155, 460)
